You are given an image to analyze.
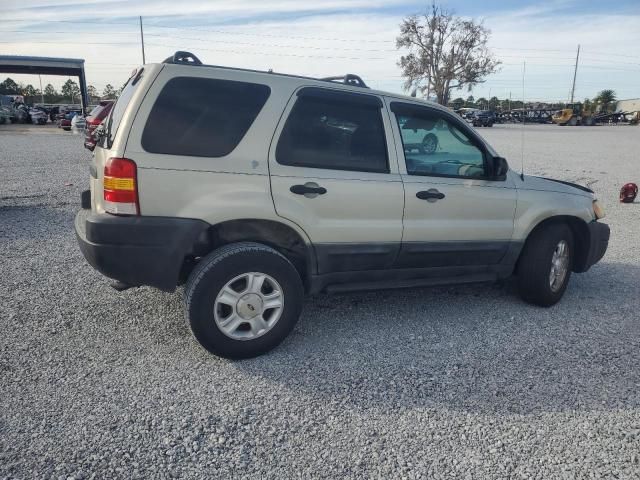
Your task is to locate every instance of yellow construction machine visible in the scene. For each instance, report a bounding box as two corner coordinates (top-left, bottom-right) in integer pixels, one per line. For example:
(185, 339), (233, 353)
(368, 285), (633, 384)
(552, 103), (594, 126)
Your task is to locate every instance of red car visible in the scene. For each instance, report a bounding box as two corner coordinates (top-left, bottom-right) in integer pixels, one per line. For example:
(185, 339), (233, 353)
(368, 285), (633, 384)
(84, 100), (114, 150)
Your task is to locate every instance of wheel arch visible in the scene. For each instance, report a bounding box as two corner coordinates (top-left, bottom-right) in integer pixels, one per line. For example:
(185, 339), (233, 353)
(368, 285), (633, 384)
(517, 215), (591, 273)
(184, 218), (315, 291)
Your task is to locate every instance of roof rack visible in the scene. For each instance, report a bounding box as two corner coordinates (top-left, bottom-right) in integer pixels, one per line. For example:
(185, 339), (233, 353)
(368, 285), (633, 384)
(321, 74), (369, 89)
(162, 51), (203, 66)
(160, 52), (370, 89)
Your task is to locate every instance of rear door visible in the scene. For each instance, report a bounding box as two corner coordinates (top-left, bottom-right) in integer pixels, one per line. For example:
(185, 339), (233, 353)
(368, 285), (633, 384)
(269, 87), (404, 274)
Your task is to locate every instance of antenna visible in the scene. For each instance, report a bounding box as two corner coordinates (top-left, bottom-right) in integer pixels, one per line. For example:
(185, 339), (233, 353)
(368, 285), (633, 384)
(520, 61), (526, 181)
(139, 16), (146, 64)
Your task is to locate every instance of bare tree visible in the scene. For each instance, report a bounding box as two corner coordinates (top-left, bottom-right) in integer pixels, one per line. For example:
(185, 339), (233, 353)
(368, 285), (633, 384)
(396, 3), (500, 105)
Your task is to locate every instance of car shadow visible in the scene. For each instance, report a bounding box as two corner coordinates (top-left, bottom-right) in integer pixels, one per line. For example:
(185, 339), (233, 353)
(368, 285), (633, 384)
(232, 261), (640, 415)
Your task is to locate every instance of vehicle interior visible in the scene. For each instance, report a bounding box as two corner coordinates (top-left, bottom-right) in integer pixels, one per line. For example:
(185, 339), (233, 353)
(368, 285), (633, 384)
(398, 115), (486, 177)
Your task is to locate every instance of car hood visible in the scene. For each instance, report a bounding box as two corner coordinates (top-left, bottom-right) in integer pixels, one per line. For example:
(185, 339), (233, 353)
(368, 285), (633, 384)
(515, 173), (594, 198)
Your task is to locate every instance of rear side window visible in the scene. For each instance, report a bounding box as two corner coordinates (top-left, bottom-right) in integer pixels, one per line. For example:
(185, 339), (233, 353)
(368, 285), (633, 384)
(105, 70), (142, 148)
(142, 77), (270, 158)
(276, 91), (388, 173)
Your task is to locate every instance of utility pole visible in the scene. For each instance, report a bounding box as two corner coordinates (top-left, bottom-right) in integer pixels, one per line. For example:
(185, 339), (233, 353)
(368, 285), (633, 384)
(38, 74), (44, 104)
(570, 44), (580, 104)
(509, 91), (511, 112)
(139, 16), (146, 64)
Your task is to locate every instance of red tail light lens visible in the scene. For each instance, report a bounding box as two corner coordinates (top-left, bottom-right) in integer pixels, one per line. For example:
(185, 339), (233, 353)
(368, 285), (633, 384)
(103, 157), (139, 215)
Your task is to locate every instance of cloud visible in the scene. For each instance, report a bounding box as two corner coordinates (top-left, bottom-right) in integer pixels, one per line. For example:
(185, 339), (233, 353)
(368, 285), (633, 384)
(1, 0), (639, 101)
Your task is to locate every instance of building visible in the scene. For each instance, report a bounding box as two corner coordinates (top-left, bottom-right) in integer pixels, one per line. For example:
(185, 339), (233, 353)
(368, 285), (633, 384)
(615, 98), (640, 113)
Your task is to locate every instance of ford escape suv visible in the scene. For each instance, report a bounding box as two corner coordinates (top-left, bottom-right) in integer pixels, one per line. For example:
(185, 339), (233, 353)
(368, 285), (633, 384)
(76, 51), (609, 359)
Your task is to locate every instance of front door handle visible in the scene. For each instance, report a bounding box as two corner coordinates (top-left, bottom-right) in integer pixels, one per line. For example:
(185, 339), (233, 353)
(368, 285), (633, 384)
(416, 189), (445, 202)
(290, 184), (327, 196)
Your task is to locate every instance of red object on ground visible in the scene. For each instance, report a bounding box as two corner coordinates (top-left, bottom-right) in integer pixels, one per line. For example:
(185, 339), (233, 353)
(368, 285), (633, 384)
(620, 183), (638, 203)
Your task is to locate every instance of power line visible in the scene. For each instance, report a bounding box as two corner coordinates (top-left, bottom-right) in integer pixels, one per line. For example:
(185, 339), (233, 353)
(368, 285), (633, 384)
(0, 29), (398, 53)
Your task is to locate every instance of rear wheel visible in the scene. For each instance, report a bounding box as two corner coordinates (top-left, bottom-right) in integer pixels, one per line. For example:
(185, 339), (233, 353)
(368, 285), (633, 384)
(517, 224), (574, 307)
(185, 242), (304, 359)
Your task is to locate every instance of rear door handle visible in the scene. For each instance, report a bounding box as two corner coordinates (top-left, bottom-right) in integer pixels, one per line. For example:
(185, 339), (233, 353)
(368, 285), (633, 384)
(416, 189), (445, 202)
(290, 184), (327, 195)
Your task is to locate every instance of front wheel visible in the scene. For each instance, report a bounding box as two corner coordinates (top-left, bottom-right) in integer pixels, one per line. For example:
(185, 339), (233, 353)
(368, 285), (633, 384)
(185, 242), (304, 359)
(517, 224), (574, 307)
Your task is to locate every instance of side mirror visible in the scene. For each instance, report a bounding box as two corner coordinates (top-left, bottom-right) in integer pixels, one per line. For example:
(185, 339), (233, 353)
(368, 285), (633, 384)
(492, 156), (509, 180)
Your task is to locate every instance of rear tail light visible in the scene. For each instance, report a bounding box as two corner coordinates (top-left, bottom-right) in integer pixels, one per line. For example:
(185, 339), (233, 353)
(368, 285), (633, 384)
(103, 157), (139, 215)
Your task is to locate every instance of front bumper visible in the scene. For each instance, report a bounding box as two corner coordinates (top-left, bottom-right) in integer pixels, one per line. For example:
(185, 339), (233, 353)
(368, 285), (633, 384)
(75, 207), (208, 292)
(582, 221), (610, 271)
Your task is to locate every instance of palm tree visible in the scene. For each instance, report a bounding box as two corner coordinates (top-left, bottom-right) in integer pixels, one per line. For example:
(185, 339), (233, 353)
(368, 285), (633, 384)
(594, 89), (616, 113)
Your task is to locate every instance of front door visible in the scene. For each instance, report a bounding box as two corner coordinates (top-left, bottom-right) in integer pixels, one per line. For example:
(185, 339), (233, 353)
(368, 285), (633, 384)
(388, 100), (517, 269)
(269, 88), (404, 274)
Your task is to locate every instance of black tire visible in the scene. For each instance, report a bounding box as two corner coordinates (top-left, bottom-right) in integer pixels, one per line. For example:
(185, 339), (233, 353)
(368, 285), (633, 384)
(185, 242), (304, 359)
(517, 223), (574, 307)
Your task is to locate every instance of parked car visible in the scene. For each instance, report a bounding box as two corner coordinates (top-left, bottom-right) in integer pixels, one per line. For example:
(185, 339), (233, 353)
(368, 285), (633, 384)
(72, 114), (86, 129)
(0, 106), (11, 124)
(29, 107), (48, 125)
(49, 106), (60, 123)
(84, 100), (114, 150)
(472, 110), (496, 127)
(75, 51), (610, 359)
(58, 109), (81, 131)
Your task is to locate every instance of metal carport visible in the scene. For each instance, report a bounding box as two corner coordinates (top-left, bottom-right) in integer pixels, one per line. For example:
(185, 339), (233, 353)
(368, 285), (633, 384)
(0, 55), (88, 114)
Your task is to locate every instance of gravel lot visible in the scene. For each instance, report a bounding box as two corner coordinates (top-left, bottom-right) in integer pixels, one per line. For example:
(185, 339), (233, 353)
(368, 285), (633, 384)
(1, 122), (639, 479)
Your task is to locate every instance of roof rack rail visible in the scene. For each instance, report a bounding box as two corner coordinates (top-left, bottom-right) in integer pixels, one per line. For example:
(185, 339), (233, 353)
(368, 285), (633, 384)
(321, 74), (369, 89)
(162, 51), (203, 66)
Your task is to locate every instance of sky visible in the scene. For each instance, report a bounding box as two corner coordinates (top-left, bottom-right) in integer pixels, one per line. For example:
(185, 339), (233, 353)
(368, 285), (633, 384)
(1, 0), (639, 103)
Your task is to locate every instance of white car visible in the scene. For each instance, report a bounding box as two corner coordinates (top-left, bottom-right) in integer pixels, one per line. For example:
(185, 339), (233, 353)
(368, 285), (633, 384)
(75, 51), (610, 359)
(71, 114), (86, 129)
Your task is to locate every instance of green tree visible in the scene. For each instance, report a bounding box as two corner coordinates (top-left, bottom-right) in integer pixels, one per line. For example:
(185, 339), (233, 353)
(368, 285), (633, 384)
(0, 77), (20, 94)
(22, 84), (37, 99)
(61, 79), (81, 103)
(102, 84), (117, 99)
(87, 85), (99, 101)
(450, 97), (465, 109)
(489, 96), (500, 110)
(465, 95), (475, 107)
(593, 89), (616, 113)
(476, 97), (488, 109)
(43, 84), (58, 103)
(397, 3), (500, 105)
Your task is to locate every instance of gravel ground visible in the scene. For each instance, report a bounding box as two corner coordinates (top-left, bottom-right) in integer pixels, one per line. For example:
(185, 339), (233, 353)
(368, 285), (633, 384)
(1, 122), (639, 479)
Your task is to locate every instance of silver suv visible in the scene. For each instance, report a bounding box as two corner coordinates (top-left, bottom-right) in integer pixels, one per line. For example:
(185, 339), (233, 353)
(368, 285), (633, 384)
(75, 51), (609, 359)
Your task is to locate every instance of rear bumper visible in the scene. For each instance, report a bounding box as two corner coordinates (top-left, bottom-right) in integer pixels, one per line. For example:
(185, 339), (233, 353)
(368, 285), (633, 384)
(582, 221), (610, 271)
(75, 208), (208, 292)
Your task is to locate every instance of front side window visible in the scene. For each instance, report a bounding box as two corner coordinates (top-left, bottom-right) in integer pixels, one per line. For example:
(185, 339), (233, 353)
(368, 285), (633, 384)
(142, 77), (270, 158)
(395, 107), (487, 178)
(276, 92), (388, 173)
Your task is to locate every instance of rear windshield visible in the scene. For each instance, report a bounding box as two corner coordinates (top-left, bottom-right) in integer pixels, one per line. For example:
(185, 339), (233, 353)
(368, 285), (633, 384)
(141, 77), (270, 158)
(103, 69), (143, 148)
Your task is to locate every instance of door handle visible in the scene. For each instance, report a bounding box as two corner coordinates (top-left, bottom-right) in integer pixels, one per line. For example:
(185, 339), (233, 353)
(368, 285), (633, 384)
(416, 189), (445, 201)
(290, 184), (327, 195)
